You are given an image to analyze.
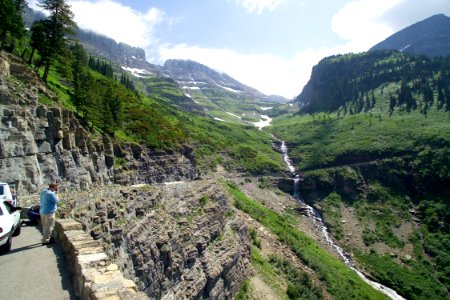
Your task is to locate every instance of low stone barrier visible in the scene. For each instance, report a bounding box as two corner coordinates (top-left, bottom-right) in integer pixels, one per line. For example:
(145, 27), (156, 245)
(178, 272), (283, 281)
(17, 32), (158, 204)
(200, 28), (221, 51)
(54, 219), (148, 300)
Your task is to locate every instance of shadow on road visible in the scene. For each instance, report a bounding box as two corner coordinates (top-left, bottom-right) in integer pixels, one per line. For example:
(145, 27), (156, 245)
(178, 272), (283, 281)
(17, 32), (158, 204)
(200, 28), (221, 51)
(6, 242), (42, 255)
(51, 242), (79, 300)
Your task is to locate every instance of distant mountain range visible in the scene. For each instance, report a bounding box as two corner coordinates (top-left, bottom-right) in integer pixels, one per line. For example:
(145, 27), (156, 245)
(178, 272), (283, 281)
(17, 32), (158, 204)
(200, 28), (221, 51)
(370, 14), (450, 57)
(75, 30), (288, 104)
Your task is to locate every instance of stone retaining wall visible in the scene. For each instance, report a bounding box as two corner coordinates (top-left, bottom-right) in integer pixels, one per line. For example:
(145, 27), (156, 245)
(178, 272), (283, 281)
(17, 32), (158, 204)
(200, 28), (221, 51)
(54, 219), (148, 300)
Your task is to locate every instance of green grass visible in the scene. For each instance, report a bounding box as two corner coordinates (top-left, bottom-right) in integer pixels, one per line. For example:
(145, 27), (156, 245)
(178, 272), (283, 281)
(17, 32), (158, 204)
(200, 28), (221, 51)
(319, 192), (344, 240)
(354, 251), (448, 299)
(227, 182), (388, 300)
(235, 279), (252, 300)
(269, 255), (323, 300)
(250, 247), (288, 298)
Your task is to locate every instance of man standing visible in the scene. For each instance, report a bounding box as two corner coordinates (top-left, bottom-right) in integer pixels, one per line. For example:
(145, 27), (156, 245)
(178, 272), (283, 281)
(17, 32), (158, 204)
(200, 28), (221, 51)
(40, 183), (59, 245)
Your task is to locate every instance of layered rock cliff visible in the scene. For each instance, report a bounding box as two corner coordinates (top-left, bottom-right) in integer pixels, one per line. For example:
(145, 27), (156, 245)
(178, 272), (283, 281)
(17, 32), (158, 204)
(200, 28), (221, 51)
(60, 181), (251, 299)
(0, 52), (196, 195)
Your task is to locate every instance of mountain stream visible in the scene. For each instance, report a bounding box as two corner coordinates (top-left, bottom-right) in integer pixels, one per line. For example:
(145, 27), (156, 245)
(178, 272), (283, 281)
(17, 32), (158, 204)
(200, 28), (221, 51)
(280, 142), (405, 300)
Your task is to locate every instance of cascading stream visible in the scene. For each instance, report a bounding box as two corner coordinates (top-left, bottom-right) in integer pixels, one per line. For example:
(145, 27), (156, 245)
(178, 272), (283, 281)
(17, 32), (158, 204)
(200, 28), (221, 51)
(280, 141), (405, 300)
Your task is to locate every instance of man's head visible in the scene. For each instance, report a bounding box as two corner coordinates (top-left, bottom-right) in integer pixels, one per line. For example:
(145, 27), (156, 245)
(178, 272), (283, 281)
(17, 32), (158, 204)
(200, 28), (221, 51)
(49, 183), (58, 192)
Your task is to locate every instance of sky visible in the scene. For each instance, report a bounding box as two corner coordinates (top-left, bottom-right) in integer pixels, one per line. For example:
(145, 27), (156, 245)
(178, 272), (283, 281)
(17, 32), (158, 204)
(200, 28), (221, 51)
(29, 0), (450, 99)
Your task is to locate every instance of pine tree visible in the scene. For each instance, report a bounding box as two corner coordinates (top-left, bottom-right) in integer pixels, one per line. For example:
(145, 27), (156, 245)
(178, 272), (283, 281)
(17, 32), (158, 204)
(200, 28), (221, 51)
(0, 0), (26, 50)
(35, 0), (77, 82)
(108, 87), (122, 128)
(389, 93), (396, 116)
(28, 20), (47, 65)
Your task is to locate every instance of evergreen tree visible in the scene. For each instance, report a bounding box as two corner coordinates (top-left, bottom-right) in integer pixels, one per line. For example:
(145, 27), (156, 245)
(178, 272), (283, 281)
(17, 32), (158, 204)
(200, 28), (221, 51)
(108, 86), (122, 128)
(28, 20), (47, 65)
(0, 0), (26, 50)
(120, 73), (136, 92)
(35, 0), (77, 82)
(389, 93), (396, 116)
(70, 42), (88, 114)
(100, 95), (114, 134)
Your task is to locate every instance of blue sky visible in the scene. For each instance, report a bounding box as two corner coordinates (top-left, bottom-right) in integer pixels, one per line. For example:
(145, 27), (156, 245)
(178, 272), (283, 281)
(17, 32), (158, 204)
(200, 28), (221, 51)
(29, 0), (450, 98)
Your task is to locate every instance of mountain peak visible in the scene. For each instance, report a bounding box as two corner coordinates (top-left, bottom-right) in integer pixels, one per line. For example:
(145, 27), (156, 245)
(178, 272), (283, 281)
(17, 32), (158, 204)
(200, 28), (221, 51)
(369, 14), (450, 57)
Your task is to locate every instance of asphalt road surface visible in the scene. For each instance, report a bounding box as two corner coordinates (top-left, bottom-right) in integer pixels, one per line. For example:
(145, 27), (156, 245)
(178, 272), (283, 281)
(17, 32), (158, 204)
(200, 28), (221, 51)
(0, 224), (77, 300)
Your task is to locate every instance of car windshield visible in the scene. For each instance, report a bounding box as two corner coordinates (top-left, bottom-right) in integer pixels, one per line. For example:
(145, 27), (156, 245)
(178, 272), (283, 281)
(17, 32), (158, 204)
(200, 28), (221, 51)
(0, 185), (4, 195)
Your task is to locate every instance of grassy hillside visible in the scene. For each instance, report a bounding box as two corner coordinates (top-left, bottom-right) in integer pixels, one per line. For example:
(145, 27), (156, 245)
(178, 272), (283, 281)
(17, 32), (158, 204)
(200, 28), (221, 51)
(272, 91), (449, 171)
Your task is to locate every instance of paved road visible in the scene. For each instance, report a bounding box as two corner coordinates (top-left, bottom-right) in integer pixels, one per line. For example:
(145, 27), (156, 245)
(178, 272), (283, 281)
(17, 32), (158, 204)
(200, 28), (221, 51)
(0, 224), (78, 300)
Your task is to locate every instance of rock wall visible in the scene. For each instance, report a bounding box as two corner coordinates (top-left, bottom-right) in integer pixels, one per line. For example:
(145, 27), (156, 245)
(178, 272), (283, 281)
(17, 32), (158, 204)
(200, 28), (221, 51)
(0, 52), (196, 195)
(54, 219), (149, 300)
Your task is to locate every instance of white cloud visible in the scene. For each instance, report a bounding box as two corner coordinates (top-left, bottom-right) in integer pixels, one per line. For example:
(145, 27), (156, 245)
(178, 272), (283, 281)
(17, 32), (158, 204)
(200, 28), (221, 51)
(70, 0), (164, 48)
(29, 0), (164, 48)
(331, 0), (405, 52)
(235, 0), (285, 14)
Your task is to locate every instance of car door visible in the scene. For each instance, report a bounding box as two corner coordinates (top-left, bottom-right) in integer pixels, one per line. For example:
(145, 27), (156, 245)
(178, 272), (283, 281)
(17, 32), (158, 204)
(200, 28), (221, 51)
(0, 202), (14, 245)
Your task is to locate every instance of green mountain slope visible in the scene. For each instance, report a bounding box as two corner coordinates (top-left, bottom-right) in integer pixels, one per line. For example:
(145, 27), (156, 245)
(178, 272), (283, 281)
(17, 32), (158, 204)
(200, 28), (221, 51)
(296, 51), (450, 114)
(271, 50), (450, 299)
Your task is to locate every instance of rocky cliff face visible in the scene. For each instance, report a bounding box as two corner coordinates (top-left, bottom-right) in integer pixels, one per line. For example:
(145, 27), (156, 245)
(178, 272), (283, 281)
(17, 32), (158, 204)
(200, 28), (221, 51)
(76, 30), (161, 73)
(60, 181), (251, 300)
(0, 52), (196, 195)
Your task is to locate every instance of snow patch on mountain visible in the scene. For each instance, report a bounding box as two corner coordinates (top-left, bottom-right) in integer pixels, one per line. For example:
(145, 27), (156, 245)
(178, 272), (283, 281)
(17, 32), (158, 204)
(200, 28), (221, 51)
(216, 84), (242, 93)
(226, 112), (242, 120)
(399, 43), (412, 52)
(122, 66), (152, 78)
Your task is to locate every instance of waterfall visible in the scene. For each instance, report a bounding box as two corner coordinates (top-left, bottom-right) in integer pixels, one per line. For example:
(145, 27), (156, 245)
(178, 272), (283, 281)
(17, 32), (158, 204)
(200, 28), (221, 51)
(281, 141), (405, 300)
(280, 141), (295, 174)
(293, 175), (300, 199)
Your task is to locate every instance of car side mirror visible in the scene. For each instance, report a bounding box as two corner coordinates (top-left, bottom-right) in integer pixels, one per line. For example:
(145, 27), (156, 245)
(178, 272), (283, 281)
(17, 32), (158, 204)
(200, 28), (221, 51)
(13, 206), (21, 212)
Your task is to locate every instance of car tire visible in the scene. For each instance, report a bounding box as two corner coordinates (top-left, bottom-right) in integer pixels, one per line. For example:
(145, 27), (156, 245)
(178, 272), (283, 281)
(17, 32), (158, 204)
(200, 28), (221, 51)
(12, 224), (21, 237)
(0, 234), (12, 254)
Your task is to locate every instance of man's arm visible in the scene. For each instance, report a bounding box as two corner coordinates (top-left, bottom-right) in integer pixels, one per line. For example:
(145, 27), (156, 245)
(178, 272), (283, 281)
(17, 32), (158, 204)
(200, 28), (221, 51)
(49, 192), (59, 204)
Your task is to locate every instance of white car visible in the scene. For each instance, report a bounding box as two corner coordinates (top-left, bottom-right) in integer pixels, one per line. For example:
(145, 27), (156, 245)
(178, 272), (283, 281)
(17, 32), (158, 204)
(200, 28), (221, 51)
(0, 200), (21, 254)
(0, 182), (17, 207)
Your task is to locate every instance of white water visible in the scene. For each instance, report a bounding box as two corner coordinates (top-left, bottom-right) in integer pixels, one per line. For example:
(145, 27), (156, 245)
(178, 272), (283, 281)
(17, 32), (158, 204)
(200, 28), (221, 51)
(283, 142), (405, 300)
(280, 141), (295, 173)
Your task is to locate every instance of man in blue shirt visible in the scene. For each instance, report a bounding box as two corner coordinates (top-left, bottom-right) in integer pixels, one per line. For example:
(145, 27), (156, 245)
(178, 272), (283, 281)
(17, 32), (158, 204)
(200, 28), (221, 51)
(39, 183), (59, 245)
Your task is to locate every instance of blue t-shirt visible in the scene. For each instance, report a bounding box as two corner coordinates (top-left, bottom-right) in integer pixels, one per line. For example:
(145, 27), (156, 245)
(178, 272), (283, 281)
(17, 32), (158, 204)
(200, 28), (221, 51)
(40, 189), (59, 214)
